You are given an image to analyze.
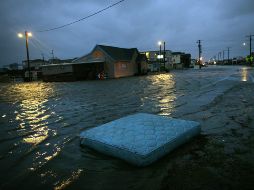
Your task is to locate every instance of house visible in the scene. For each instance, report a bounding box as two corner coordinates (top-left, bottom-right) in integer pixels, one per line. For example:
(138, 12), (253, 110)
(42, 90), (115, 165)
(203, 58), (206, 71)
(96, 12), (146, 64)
(48, 58), (77, 64)
(23, 59), (49, 70)
(141, 50), (172, 72)
(172, 52), (191, 69)
(136, 53), (148, 75)
(42, 45), (148, 82)
(142, 50), (172, 72)
(23, 59), (50, 80)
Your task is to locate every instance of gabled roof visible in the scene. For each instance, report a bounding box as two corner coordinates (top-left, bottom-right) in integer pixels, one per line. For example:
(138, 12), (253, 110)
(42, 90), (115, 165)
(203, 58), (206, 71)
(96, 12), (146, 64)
(98, 45), (138, 61)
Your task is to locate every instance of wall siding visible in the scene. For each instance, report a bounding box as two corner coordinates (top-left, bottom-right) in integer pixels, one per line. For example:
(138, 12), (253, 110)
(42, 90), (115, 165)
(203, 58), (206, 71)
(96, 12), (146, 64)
(114, 61), (135, 78)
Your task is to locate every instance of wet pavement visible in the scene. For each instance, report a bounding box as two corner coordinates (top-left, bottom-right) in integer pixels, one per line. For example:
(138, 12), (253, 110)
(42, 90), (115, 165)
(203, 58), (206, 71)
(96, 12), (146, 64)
(0, 65), (254, 190)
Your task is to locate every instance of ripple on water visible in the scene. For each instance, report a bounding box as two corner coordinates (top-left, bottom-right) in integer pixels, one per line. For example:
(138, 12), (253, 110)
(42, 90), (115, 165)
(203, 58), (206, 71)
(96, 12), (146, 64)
(0, 74), (179, 189)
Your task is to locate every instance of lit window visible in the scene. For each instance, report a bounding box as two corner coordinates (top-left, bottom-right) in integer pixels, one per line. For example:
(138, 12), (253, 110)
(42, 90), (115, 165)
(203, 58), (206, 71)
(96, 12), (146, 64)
(121, 63), (127, 69)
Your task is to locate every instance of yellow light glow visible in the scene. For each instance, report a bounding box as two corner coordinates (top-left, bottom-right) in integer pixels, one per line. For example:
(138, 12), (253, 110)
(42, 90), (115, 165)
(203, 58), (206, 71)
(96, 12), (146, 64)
(18, 33), (23, 38)
(146, 74), (176, 116)
(27, 32), (32, 37)
(241, 68), (248, 82)
(54, 169), (83, 190)
(11, 83), (55, 145)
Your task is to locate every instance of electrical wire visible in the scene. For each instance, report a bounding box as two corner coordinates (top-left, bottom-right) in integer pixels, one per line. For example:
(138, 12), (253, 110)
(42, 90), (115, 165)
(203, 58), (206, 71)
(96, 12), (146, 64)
(38, 0), (125, 32)
(29, 39), (51, 59)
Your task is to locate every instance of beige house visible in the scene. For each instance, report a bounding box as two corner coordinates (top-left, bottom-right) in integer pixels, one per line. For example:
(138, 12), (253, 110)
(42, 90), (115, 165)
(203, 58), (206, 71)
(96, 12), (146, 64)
(42, 45), (147, 82)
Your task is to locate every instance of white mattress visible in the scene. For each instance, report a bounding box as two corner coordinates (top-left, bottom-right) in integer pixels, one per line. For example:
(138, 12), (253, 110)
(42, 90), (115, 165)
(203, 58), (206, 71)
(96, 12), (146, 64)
(80, 113), (200, 166)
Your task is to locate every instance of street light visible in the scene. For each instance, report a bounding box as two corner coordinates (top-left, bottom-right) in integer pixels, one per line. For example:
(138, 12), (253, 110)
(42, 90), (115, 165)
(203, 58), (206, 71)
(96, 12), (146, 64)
(157, 41), (162, 72)
(18, 31), (32, 81)
(17, 33), (23, 38)
(157, 41), (167, 71)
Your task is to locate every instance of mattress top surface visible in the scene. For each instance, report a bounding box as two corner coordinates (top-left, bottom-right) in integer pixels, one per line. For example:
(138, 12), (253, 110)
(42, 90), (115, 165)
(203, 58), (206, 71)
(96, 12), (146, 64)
(80, 113), (200, 156)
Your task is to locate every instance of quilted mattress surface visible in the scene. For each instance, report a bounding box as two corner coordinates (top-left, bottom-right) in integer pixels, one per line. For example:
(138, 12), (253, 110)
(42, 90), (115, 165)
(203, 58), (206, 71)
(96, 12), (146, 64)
(80, 113), (200, 166)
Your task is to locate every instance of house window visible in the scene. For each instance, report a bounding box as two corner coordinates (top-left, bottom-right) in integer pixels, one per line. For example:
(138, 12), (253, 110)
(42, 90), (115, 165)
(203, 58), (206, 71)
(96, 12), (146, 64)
(121, 63), (127, 69)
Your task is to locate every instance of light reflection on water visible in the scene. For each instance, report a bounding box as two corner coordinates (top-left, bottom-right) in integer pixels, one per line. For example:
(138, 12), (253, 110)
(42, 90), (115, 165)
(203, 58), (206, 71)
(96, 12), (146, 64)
(3, 66), (250, 189)
(12, 83), (54, 145)
(0, 74), (178, 189)
(2, 66), (252, 189)
(241, 67), (248, 82)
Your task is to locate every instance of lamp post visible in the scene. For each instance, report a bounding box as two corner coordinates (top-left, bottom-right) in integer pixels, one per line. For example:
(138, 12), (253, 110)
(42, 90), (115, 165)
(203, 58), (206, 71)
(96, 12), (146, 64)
(158, 41), (162, 72)
(163, 41), (166, 69)
(18, 31), (32, 81)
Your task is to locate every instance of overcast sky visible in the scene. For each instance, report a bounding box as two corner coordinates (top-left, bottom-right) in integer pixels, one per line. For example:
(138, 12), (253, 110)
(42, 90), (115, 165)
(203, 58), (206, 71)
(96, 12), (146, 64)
(0, 0), (254, 66)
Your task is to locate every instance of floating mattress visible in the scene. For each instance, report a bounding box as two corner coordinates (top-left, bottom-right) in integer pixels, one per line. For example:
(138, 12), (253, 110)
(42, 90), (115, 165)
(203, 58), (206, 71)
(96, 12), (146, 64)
(80, 113), (200, 166)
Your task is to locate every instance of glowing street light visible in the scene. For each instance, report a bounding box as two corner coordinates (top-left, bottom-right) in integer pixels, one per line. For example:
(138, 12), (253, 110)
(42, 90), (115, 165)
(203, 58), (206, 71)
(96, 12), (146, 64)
(18, 31), (32, 81)
(157, 40), (166, 71)
(27, 32), (32, 37)
(243, 42), (246, 46)
(157, 41), (162, 71)
(17, 33), (23, 38)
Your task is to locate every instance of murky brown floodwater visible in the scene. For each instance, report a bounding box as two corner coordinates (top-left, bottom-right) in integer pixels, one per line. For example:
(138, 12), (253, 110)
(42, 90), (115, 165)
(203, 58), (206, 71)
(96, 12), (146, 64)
(0, 66), (254, 190)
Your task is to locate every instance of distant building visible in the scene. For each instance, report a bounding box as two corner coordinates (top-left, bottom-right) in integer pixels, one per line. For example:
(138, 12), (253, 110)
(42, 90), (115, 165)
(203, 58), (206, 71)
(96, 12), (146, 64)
(190, 59), (196, 68)
(22, 59), (50, 81)
(23, 59), (49, 70)
(9, 63), (19, 70)
(141, 50), (172, 72)
(48, 58), (77, 65)
(172, 52), (191, 69)
(42, 45), (148, 82)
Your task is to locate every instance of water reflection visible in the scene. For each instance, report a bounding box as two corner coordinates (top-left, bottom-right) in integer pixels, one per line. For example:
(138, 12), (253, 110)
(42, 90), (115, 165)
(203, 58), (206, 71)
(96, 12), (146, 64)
(11, 83), (54, 145)
(148, 74), (176, 116)
(54, 169), (83, 190)
(241, 68), (248, 82)
(1, 66), (252, 190)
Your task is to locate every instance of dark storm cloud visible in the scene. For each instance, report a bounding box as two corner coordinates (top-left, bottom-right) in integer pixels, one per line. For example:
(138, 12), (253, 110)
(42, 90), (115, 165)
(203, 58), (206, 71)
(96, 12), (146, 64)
(0, 0), (254, 66)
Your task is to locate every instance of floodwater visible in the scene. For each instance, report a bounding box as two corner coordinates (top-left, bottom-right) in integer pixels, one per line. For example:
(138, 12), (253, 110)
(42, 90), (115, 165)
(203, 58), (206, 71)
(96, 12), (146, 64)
(0, 66), (254, 190)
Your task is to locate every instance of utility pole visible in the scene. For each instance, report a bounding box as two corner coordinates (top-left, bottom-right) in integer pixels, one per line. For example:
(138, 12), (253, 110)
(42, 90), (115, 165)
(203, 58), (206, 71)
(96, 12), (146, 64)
(25, 31), (31, 81)
(163, 41), (166, 69)
(246, 35), (254, 64)
(51, 50), (55, 64)
(227, 47), (231, 65)
(159, 43), (162, 72)
(41, 53), (45, 65)
(222, 50), (226, 65)
(197, 40), (202, 69)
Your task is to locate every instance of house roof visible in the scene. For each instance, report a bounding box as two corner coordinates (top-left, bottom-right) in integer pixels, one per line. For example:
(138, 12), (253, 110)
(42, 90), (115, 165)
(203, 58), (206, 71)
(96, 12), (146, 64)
(172, 52), (184, 55)
(136, 53), (147, 62)
(98, 45), (138, 61)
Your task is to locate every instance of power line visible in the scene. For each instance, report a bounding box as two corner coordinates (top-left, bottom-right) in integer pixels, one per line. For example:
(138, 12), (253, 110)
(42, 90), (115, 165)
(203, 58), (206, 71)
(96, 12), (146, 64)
(38, 0), (126, 32)
(31, 37), (52, 53)
(30, 39), (51, 58)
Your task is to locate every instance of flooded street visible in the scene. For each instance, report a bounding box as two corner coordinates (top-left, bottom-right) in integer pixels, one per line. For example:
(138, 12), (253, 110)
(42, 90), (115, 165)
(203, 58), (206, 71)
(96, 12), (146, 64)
(0, 65), (254, 190)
